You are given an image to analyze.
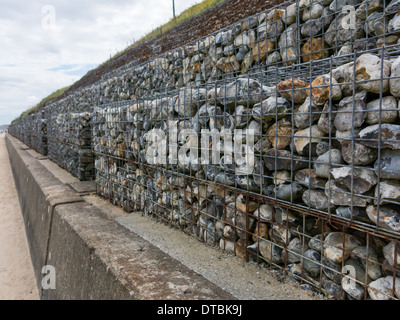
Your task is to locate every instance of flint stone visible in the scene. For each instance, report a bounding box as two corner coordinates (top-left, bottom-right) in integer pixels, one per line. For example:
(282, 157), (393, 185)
(301, 38), (329, 63)
(330, 167), (378, 194)
(259, 238), (283, 264)
(271, 224), (292, 245)
(277, 78), (310, 104)
(335, 206), (371, 223)
(234, 105), (253, 128)
(359, 124), (400, 149)
(322, 275), (343, 298)
(253, 203), (274, 222)
(334, 91), (367, 131)
(235, 175), (260, 192)
(368, 276), (400, 300)
(252, 96), (291, 123)
(329, 0), (361, 11)
(374, 149), (400, 180)
(390, 56), (400, 98)
(219, 239), (235, 253)
(351, 246), (383, 281)
(366, 11), (388, 36)
(254, 137), (272, 154)
(366, 96), (398, 125)
(176, 87), (207, 117)
(388, 12), (400, 33)
(383, 241), (400, 268)
(386, 0), (400, 14)
(302, 3), (323, 22)
(301, 6), (334, 37)
(279, 24), (299, 65)
(325, 180), (369, 207)
(287, 237), (308, 263)
(355, 54), (391, 94)
(272, 183), (305, 201)
(294, 125), (326, 156)
(314, 149), (344, 178)
(264, 149), (309, 171)
(302, 189), (330, 210)
(374, 180), (400, 206)
(272, 170), (290, 185)
(303, 249), (322, 277)
(309, 233), (327, 253)
(295, 169), (327, 189)
(318, 102), (337, 135)
(356, 0), (383, 19)
(267, 118), (293, 149)
(294, 97), (322, 130)
(341, 141), (378, 165)
(253, 222), (269, 242)
(236, 194), (259, 213)
(311, 74), (342, 106)
(215, 172), (236, 186)
(219, 78), (274, 107)
(322, 255), (342, 284)
(324, 12), (365, 47)
(316, 141), (330, 156)
(367, 205), (400, 232)
(323, 232), (362, 263)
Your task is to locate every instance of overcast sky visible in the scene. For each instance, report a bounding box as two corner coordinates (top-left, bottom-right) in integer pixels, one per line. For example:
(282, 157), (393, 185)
(0, 0), (200, 125)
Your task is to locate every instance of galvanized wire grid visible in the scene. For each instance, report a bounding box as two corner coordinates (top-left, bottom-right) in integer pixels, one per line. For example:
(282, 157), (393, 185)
(47, 112), (94, 181)
(9, 0), (400, 300)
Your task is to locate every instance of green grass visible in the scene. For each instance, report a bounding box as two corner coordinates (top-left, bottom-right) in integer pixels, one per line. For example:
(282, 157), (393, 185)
(15, 0), (225, 123)
(12, 86), (71, 123)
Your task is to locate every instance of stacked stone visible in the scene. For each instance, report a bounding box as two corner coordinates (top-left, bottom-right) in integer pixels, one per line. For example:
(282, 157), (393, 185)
(48, 112), (94, 181)
(31, 111), (47, 155)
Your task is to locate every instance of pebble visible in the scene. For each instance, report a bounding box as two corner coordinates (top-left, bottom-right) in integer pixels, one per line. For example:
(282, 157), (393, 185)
(303, 249), (322, 277)
(287, 237), (308, 263)
(314, 149), (344, 178)
(311, 74), (342, 106)
(302, 189), (330, 210)
(323, 232), (362, 263)
(322, 255), (342, 284)
(351, 246), (382, 281)
(383, 241), (400, 268)
(366, 205), (400, 232)
(294, 125), (326, 156)
(366, 96), (398, 125)
(334, 91), (367, 132)
(267, 118), (293, 149)
(253, 203), (274, 222)
(330, 167), (378, 194)
(277, 78), (310, 104)
(335, 206), (371, 223)
(374, 149), (400, 180)
(368, 276), (400, 300)
(295, 169), (327, 189)
(259, 238), (283, 264)
(294, 97), (322, 130)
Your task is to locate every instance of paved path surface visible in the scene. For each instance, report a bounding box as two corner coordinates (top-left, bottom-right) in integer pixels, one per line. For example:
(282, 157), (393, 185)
(0, 133), (39, 300)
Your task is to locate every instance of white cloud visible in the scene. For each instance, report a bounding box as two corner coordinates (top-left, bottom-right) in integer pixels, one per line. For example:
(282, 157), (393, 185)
(0, 0), (200, 124)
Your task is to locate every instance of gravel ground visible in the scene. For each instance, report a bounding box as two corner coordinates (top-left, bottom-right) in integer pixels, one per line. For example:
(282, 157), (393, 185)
(0, 134), (39, 300)
(84, 194), (326, 300)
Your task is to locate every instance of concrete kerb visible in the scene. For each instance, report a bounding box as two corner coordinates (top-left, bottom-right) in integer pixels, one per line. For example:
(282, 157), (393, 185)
(5, 134), (235, 300)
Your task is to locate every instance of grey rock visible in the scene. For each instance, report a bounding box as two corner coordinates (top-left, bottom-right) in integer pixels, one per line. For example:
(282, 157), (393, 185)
(314, 149), (344, 178)
(359, 124), (400, 149)
(264, 149), (309, 171)
(368, 276), (400, 300)
(215, 172), (236, 186)
(367, 204), (400, 232)
(374, 149), (400, 180)
(272, 182), (305, 201)
(302, 189), (330, 210)
(301, 6), (334, 37)
(365, 11), (388, 36)
(287, 237), (308, 263)
(259, 238), (283, 264)
(294, 97), (322, 130)
(253, 203), (274, 222)
(316, 141), (330, 156)
(252, 96), (291, 123)
(303, 249), (322, 277)
(322, 275), (344, 298)
(294, 125), (326, 156)
(279, 24), (299, 65)
(330, 167), (378, 194)
(388, 12), (400, 33)
(343, 258), (369, 300)
(329, 0), (361, 12)
(335, 206), (371, 223)
(323, 232), (362, 263)
(386, 0), (400, 14)
(309, 233), (328, 252)
(295, 169), (327, 189)
(324, 12), (365, 47)
(383, 241), (400, 268)
(341, 141), (378, 166)
(390, 56), (400, 98)
(355, 54), (391, 94)
(325, 180), (370, 207)
(351, 246), (383, 281)
(334, 91), (367, 132)
(366, 96), (398, 125)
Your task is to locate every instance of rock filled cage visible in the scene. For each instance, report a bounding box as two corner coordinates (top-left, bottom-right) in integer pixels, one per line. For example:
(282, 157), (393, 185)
(9, 0), (400, 299)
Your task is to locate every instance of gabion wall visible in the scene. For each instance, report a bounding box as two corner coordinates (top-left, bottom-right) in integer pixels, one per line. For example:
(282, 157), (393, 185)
(9, 0), (400, 300)
(47, 112), (94, 181)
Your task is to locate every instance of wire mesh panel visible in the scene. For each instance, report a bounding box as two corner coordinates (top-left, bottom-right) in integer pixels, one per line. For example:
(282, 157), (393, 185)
(48, 112), (94, 181)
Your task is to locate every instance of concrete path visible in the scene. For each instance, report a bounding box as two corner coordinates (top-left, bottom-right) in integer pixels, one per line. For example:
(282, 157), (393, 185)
(0, 133), (39, 300)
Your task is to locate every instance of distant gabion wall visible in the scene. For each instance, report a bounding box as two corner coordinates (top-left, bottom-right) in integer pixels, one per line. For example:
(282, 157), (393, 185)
(47, 112), (94, 181)
(8, 0), (400, 300)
